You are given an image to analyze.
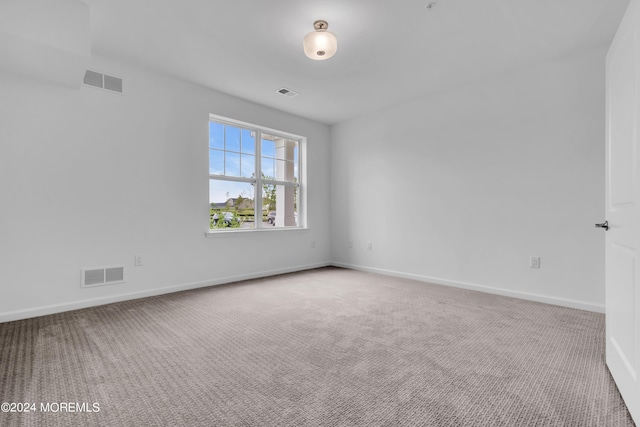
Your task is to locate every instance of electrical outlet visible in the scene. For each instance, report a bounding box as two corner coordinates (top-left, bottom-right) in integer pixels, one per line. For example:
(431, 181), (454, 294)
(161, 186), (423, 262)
(529, 256), (540, 269)
(311, 241), (316, 248)
(367, 242), (373, 250)
(134, 255), (144, 267)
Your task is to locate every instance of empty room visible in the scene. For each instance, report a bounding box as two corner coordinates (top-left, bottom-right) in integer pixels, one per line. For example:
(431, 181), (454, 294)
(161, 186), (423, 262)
(1, 0), (639, 426)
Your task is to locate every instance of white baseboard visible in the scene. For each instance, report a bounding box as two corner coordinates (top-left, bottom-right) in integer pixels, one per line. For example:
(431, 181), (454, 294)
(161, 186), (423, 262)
(0, 262), (331, 323)
(331, 262), (605, 313)
(0, 261), (603, 323)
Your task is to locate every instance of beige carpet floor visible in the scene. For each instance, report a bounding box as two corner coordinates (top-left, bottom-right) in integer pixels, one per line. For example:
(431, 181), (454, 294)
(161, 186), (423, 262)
(0, 267), (635, 426)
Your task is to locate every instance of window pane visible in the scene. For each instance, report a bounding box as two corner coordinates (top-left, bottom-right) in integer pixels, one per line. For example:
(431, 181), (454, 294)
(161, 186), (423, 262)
(261, 138), (275, 158)
(225, 126), (241, 152)
(262, 184), (298, 228)
(225, 152), (240, 176)
(271, 137), (298, 161)
(242, 129), (255, 155)
(241, 154), (255, 178)
(209, 149), (224, 175)
(209, 180), (256, 230)
(275, 159), (297, 183)
(261, 157), (275, 178)
(209, 122), (224, 149)
(260, 137), (298, 182)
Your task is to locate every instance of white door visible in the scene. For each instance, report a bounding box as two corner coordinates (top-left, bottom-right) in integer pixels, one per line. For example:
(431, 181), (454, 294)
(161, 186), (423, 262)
(606, 0), (640, 423)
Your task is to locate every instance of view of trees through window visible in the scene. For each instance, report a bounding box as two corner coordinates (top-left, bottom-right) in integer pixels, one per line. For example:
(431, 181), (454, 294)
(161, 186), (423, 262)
(209, 117), (301, 230)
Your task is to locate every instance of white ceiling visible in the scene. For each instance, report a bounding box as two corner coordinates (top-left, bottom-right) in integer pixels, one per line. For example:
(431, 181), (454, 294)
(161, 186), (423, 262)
(87, 0), (629, 125)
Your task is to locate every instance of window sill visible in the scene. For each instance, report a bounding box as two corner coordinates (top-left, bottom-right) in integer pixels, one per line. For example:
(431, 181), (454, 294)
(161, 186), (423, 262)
(205, 227), (308, 238)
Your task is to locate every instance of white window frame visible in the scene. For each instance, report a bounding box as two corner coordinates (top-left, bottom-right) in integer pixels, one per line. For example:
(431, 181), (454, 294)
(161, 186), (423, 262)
(207, 114), (306, 234)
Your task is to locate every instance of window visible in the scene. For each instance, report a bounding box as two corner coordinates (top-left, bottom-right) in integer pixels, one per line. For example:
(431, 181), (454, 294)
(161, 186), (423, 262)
(209, 115), (303, 231)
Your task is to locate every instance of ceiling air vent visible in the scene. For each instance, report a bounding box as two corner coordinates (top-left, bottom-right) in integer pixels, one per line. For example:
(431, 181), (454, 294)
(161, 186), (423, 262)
(276, 87), (299, 98)
(83, 70), (124, 94)
(81, 266), (125, 288)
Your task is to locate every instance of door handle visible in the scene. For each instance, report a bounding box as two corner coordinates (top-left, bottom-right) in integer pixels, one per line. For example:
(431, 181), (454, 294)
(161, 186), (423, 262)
(595, 220), (609, 231)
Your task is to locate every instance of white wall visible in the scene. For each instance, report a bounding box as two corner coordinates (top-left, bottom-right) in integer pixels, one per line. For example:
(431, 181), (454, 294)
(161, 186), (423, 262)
(330, 47), (607, 312)
(0, 0), (90, 87)
(0, 44), (608, 320)
(0, 54), (331, 322)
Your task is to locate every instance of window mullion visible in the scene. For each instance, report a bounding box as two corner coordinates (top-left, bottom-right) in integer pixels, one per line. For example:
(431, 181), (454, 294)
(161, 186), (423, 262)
(262, 180), (299, 187)
(255, 130), (263, 229)
(209, 175), (255, 184)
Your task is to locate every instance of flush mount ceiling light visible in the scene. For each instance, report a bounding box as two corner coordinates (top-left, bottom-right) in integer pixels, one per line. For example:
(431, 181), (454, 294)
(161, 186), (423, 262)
(303, 20), (337, 60)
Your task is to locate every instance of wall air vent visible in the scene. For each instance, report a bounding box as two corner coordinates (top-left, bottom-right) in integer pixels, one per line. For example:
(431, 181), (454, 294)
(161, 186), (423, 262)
(81, 266), (125, 288)
(83, 70), (102, 88)
(276, 87), (299, 98)
(83, 70), (124, 93)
